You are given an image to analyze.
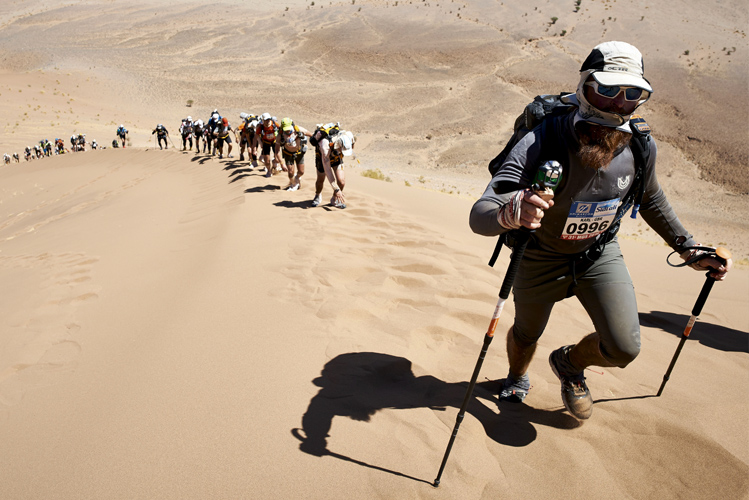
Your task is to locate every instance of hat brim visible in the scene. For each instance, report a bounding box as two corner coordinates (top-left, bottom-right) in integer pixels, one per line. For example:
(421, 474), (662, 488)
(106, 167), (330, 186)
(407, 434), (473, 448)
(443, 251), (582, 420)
(592, 71), (653, 92)
(282, 126), (293, 132)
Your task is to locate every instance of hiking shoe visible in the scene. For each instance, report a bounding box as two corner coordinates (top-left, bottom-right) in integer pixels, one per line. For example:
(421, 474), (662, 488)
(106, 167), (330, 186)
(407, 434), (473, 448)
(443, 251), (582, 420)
(264, 169), (272, 178)
(311, 194), (322, 207)
(498, 373), (531, 403)
(239, 154), (245, 161)
(549, 346), (593, 420)
(286, 183), (300, 192)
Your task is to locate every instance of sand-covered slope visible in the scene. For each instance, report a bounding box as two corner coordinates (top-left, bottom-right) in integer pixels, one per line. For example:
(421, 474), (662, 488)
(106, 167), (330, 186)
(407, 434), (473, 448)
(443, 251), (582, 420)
(0, 146), (746, 499)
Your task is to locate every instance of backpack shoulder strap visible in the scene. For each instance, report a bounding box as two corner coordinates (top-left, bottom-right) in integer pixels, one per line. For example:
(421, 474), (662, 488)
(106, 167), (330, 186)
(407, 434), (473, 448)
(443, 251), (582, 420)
(627, 114), (651, 218)
(488, 233), (507, 267)
(488, 114), (567, 267)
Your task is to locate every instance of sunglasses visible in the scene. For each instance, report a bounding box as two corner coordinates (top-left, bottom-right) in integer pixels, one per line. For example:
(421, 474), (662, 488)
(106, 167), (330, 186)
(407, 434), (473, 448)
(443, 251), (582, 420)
(585, 80), (648, 101)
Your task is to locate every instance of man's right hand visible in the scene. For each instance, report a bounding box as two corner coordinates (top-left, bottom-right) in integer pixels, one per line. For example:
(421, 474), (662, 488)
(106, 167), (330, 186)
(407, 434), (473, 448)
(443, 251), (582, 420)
(519, 189), (554, 229)
(497, 189), (554, 230)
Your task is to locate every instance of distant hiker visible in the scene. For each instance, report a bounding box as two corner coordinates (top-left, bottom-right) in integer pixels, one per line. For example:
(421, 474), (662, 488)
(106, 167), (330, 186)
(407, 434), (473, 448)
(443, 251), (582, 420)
(255, 113), (282, 178)
(202, 125), (213, 154)
(111, 139), (119, 149)
(116, 125), (128, 148)
(309, 123), (354, 208)
(215, 117), (233, 159)
(24, 146), (33, 161)
(55, 139), (65, 154)
(3, 154), (10, 165)
(277, 117), (311, 191)
(237, 113), (259, 166)
(207, 109), (221, 131)
(12, 152), (20, 162)
(192, 119), (205, 153)
(180, 116), (193, 151)
(152, 124), (169, 149)
(206, 110), (222, 155)
(91, 140), (98, 150)
(469, 41), (733, 421)
(77, 134), (86, 152)
(70, 135), (77, 152)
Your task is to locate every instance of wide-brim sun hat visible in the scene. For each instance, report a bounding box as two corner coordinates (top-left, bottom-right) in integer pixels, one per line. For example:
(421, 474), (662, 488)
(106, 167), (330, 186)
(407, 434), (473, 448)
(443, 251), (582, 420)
(580, 41), (653, 92)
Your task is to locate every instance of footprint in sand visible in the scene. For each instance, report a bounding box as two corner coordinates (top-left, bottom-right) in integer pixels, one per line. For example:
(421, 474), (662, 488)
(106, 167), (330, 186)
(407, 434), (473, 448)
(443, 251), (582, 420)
(0, 253), (98, 407)
(271, 194), (502, 351)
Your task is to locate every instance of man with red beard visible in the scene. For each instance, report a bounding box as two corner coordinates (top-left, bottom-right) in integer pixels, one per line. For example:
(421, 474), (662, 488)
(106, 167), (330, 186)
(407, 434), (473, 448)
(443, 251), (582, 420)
(469, 41), (732, 420)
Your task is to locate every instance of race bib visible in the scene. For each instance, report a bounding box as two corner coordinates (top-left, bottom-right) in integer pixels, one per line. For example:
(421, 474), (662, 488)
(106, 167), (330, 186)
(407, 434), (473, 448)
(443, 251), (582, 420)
(560, 199), (619, 240)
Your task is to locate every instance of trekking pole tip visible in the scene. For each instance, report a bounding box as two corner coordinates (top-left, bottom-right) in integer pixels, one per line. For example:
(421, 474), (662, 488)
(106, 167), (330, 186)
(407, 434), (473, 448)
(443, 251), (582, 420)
(433, 479), (440, 487)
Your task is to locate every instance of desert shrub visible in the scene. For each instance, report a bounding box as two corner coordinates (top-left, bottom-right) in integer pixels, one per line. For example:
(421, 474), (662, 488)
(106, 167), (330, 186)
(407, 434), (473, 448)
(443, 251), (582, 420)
(361, 169), (392, 182)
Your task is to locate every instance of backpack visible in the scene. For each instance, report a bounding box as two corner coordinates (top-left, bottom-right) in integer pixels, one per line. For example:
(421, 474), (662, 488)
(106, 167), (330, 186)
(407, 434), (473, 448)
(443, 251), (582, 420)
(488, 93), (576, 178)
(309, 122), (340, 147)
(487, 93), (652, 267)
(243, 115), (258, 133)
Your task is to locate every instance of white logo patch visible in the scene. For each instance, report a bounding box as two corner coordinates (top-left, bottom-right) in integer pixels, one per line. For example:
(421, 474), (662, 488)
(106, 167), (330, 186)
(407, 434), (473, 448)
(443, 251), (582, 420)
(617, 175), (631, 190)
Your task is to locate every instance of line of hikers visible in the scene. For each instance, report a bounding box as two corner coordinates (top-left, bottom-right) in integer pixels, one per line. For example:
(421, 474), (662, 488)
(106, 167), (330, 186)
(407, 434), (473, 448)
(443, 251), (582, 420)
(7, 135), (100, 163)
(167, 111), (356, 209)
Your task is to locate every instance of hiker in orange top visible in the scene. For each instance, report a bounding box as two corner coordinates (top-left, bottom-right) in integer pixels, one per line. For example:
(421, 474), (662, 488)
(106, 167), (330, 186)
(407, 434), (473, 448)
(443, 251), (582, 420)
(237, 113), (259, 167)
(255, 113), (283, 178)
(216, 117), (234, 159)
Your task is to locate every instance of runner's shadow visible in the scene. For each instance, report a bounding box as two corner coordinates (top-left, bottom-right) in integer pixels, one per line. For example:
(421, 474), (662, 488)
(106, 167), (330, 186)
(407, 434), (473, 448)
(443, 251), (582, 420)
(229, 168), (255, 177)
(274, 200), (313, 209)
(229, 174), (250, 184)
(244, 185), (282, 193)
(639, 311), (748, 353)
(293, 352), (578, 482)
(223, 161), (245, 170)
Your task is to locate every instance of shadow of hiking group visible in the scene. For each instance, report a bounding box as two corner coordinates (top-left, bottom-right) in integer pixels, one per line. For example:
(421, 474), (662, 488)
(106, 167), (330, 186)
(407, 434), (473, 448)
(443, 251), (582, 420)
(291, 352), (579, 483)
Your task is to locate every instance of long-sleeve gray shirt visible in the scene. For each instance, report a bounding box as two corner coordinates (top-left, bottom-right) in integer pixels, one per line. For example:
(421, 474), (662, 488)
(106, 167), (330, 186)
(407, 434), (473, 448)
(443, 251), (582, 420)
(470, 111), (696, 257)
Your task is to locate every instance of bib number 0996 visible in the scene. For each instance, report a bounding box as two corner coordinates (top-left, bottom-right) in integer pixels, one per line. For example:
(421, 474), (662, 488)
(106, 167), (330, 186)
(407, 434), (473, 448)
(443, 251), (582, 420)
(565, 220), (609, 235)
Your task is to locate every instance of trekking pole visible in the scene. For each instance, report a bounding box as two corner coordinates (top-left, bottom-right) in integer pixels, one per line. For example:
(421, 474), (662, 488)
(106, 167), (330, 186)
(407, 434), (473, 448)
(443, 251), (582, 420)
(656, 247), (731, 397)
(433, 161), (562, 487)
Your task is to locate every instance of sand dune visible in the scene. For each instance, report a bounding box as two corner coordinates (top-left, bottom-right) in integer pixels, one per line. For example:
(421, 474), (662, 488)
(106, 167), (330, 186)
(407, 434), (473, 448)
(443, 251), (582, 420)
(0, 148), (746, 498)
(1, 1), (747, 498)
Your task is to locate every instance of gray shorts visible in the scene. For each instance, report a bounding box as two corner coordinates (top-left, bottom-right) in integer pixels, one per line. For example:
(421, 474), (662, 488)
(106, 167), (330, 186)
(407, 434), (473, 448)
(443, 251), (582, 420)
(512, 240), (641, 367)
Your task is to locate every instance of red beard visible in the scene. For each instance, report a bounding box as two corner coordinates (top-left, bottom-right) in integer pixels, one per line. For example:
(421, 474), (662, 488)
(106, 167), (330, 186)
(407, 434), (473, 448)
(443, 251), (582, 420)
(575, 121), (632, 170)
